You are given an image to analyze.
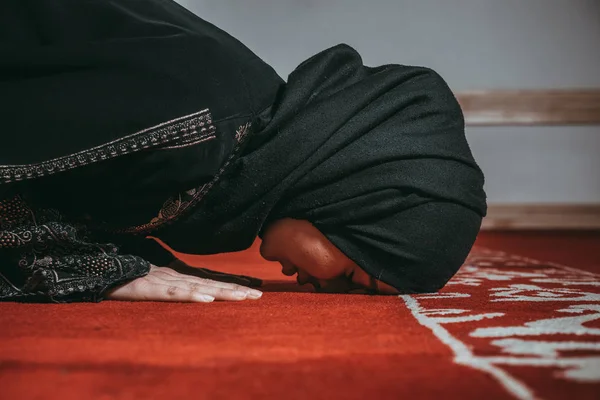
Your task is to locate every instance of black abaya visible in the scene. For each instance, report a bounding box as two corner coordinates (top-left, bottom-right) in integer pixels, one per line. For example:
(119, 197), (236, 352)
(0, 0), (486, 301)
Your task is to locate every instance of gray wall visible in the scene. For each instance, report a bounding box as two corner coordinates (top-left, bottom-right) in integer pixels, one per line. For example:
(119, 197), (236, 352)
(178, 0), (600, 203)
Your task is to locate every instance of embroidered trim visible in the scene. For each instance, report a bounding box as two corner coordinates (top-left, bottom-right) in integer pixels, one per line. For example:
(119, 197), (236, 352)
(116, 122), (252, 234)
(158, 134), (217, 151)
(0, 109), (216, 184)
(0, 195), (150, 302)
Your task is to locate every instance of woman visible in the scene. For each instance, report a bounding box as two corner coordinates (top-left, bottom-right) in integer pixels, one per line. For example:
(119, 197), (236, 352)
(0, 0), (486, 303)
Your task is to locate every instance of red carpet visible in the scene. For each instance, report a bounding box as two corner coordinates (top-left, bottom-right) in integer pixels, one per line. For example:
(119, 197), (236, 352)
(1, 232), (599, 399)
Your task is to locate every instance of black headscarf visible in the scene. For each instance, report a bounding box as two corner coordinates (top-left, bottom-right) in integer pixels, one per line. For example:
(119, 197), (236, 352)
(1, 0), (486, 292)
(158, 44), (487, 292)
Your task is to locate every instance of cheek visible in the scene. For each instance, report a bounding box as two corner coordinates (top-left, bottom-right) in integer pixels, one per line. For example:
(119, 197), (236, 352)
(293, 239), (349, 280)
(259, 223), (293, 261)
(260, 218), (353, 280)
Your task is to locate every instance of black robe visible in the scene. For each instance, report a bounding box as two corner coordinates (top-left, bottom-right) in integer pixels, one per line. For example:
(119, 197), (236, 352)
(0, 0), (486, 302)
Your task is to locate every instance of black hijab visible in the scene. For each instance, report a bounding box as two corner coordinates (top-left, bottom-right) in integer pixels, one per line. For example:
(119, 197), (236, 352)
(1, 0), (486, 292)
(158, 44), (487, 291)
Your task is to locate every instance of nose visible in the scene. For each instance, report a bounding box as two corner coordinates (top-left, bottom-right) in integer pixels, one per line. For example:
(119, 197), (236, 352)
(296, 270), (310, 285)
(296, 270), (319, 287)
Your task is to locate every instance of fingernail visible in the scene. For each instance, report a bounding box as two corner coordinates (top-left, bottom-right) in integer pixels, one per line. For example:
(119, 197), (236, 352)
(234, 290), (248, 299)
(247, 289), (263, 299)
(196, 295), (214, 302)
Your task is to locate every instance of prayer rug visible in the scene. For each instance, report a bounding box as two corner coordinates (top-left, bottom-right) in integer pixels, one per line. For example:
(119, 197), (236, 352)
(1, 233), (599, 399)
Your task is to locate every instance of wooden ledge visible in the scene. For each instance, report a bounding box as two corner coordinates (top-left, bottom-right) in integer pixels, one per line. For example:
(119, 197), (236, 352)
(456, 90), (600, 126)
(482, 204), (600, 230)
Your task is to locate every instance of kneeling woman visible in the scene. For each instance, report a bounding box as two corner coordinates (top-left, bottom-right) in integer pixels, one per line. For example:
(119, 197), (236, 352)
(0, 0), (486, 303)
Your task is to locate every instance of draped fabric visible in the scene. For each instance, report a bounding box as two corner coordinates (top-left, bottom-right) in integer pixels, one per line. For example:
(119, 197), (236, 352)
(0, 195), (149, 302)
(157, 45), (487, 292)
(1, 0), (486, 299)
(0, 0), (282, 178)
(0, 0), (283, 229)
(0, 0), (282, 300)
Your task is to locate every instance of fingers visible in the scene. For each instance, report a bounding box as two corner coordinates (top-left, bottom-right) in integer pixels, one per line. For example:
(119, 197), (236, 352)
(152, 267), (263, 299)
(106, 278), (215, 303)
(145, 276), (255, 301)
(105, 265), (263, 303)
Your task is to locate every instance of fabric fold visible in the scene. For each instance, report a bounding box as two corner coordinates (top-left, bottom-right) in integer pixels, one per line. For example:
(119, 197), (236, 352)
(157, 44), (487, 291)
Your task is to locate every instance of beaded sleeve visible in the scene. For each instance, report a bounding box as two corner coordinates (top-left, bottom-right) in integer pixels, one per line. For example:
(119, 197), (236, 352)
(0, 195), (150, 302)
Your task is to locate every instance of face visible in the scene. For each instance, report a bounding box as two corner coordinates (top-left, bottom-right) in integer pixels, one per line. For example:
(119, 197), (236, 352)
(260, 218), (398, 294)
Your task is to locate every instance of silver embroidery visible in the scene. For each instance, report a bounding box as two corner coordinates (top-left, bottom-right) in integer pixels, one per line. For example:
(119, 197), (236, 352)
(235, 122), (252, 143)
(0, 109), (216, 184)
(0, 195), (150, 301)
(159, 134), (217, 151)
(116, 122), (253, 234)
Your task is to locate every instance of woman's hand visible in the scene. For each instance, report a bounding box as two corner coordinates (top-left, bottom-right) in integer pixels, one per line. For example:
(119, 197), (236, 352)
(105, 265), (263, 303)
